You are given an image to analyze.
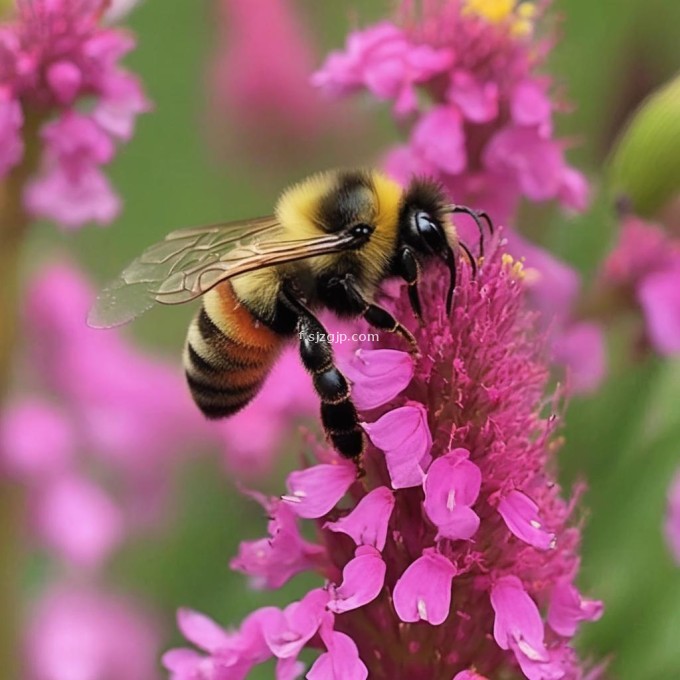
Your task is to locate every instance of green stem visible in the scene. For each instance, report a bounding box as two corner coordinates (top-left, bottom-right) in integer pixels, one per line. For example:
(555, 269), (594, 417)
(0, 110), (42, 680)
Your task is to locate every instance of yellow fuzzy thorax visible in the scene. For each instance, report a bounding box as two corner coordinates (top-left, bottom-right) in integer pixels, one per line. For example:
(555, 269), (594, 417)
(275, 169), (403, 286)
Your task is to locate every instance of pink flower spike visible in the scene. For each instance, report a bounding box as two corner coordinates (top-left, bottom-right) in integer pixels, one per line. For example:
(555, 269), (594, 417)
(453, 671), (489, 680)
(341, 348), (414, 410)
(498, 490), (556, 550)
(308, 615), (368, 680)
(548, 582), (604, 637)
(282, 462), (356, 518)
(412, 105), (466, 175)
(324, 486), (395, 550)
(328, 545), (386, 613)
(363, 403), (432, 489)
(262, 588), (329, 659)
(423, 448), (481, 541)
(392, 549), (456, 625)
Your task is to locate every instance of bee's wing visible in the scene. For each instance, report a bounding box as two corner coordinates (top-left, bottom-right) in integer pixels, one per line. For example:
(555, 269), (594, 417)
(88, 216), (359, 328)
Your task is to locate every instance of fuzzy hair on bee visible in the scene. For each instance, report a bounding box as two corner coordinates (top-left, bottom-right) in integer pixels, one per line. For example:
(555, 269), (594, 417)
(89, 168), (492, 461)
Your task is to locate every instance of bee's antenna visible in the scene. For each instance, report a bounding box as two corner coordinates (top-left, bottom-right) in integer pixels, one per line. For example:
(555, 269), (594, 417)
(458, 241), (477, 279)
(446, 205), (494, 260)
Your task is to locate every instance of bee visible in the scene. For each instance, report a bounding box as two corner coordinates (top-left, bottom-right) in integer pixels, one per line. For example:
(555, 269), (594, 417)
(89, 169), (492, 461)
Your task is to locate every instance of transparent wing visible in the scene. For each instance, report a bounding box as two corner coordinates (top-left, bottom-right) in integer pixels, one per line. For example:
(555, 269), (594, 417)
(88, 216), (361, 328)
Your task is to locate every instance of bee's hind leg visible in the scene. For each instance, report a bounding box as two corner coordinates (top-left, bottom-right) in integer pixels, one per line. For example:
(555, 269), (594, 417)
(280, 285), (365, 463)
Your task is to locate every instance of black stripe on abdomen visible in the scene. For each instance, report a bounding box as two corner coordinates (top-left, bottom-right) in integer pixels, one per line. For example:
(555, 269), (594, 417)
(184, 308), (276, 420)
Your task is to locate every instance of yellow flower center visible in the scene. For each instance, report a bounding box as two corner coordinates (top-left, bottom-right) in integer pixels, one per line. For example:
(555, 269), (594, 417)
(502, 253), (527, 280)
(462, 0), (537, 37)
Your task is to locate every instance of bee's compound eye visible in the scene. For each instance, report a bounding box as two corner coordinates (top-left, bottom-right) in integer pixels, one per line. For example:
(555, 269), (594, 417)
(416, 212), (435, 231)
(349, 223), (374, 240)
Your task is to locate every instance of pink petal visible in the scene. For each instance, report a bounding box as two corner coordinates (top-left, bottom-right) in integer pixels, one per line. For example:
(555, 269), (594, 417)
(25, 164), (121, 229)
(448, 70), (499, 123)
(231, 500), (325, 588)
(46, 61), (82, 105)
(484, 126), (564, 201)
(392, 549), (456, 625)
(509, 638), (566, 680)
(262, 589), (328, 659)
(490, 575), (547, 659)
(177, 609), (229, 653)
(453, 672), (489, 680)
(412, 105), (467, 175)
(424, 449), (481, 540)
(276, 656), (305, 680)
(324, 486), (395, 550)
(511, 80), (551, 127)
(498, 490), (555, 550)
(547, 581), (603, 637)
(282, 462), (356, 518)
(637, 265), (680, 355)
(558, 167), (590, 213)
(363, 404), (432, 489)
(162, 648), (205, 675)
(328, 546), (386, 613)
(341, 349), (414, 410)
(307, 615), (368, 680)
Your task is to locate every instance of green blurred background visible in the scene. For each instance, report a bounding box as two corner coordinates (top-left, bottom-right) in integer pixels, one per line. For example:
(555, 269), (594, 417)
(24, 1), (680, 677)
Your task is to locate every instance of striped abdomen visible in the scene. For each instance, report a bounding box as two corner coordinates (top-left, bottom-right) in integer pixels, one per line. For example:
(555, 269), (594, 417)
(183, 282), (282, 419)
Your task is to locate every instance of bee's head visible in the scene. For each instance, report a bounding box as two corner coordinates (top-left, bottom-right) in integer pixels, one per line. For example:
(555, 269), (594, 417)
(399, 180), (459, 313)
(400, 179), (493, 314)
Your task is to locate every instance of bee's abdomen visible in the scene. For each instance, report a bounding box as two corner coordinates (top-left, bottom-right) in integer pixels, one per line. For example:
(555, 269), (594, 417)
(183, 283), (282, 419)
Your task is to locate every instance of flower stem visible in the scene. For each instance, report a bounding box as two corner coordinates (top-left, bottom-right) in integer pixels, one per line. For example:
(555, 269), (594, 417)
(0, 110), (42, 680)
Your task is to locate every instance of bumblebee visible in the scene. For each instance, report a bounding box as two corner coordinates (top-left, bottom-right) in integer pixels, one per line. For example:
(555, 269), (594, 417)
(89, 169), (491, 460)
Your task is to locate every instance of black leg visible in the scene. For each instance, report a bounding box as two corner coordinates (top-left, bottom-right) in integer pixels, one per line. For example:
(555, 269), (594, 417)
(332, 274), (420, 356)
(280, 285), (364, 461)
(395, 246), (423, 324)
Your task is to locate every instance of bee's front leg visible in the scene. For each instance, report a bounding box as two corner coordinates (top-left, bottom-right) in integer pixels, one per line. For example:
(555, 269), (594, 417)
(395, 246), (424, 325)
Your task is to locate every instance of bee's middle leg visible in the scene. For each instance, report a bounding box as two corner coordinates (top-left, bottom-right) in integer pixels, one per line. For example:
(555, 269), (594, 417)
(330, 274), (420, 356)
(280, 286), (364, 460)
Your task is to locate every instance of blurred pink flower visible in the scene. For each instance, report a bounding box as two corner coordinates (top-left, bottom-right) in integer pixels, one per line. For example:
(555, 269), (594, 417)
(31, 473), (124, 568)
(26, 584), (160, 680)
(209, 0), (337, 160)
(0, 399), (74, 481)
(166, 246), (601, 678)
(665, 470), (680, 564)
(0, 0), (149, 227)
(25, 263), (203, 496)
(315, 0), (588, 225)
(601, 216), (680, 356)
